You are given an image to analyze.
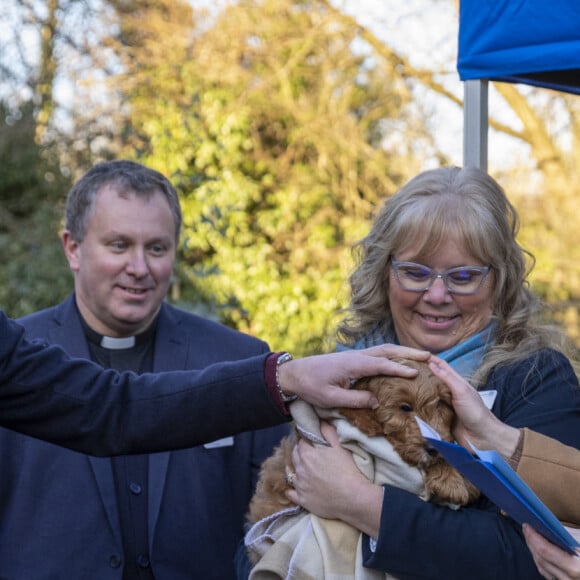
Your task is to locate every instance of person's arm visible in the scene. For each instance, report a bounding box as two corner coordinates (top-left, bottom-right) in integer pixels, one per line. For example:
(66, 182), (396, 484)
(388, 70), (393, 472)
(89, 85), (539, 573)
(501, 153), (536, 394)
(517, 429), (580, 525)
(0, 314), (279, 456)
(0, 311), (429, 457)
(523, 524), (580, 580)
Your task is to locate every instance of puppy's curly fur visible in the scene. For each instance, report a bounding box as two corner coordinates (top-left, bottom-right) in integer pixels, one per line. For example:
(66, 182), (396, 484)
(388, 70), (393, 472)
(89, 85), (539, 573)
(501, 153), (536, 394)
(247, 359), (479, 525)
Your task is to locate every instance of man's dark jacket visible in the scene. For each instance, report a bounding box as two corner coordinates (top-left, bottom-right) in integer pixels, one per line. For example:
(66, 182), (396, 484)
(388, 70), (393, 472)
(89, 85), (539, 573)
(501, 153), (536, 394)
(0, 296), (289, 579)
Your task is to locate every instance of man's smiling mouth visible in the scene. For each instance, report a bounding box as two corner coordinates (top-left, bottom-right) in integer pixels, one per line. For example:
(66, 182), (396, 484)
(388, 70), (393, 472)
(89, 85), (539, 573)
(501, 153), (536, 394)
(121, 287), (147, 295)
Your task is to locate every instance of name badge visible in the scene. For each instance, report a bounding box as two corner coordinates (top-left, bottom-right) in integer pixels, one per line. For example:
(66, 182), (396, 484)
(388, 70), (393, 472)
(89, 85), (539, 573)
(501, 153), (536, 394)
(204, 436), (234, 449)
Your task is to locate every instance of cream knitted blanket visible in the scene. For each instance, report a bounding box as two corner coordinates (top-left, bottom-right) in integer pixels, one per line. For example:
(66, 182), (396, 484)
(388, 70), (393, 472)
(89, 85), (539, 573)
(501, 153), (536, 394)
(245, 400), (427, 579)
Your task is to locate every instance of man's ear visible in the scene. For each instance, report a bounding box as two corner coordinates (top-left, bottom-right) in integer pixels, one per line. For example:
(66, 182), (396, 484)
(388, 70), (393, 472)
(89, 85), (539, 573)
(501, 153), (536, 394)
(61, 230), (80, 272)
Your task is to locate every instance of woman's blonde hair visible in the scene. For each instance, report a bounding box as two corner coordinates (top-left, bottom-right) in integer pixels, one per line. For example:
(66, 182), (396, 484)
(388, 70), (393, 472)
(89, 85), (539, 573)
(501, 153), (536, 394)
(337, 166), (571, 385)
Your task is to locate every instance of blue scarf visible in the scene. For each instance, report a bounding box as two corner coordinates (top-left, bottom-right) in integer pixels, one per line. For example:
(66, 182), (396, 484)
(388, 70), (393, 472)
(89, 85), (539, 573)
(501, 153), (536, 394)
(337, 322), (497, 379)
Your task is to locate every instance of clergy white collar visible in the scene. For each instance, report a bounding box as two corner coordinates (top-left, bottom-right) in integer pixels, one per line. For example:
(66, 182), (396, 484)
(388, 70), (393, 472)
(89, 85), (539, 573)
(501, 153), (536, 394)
(100, 335), (136, 350)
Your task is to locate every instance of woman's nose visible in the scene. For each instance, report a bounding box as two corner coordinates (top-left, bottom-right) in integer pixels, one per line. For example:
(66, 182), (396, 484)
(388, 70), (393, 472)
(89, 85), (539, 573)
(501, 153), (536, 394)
(422, 276), (451, 302)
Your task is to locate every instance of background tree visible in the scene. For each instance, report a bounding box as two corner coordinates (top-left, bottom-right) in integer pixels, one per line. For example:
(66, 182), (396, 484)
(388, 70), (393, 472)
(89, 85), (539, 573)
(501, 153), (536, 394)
(0, 102), (72, 316)
(113, 0), (437, 354)
(1, 0), (578, 352)
(0, 0), (125, 316)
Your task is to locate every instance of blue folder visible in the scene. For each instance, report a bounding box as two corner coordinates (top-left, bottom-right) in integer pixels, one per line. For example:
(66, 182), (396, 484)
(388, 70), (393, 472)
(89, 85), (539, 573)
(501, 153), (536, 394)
(416, 418), (579, 554)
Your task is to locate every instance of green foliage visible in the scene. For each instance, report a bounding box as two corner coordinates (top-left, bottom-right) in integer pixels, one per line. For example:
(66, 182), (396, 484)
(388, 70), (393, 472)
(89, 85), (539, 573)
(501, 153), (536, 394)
(3, 0), (579, 353)
(121, 0), (428, 355)
(0, 102), (73, 317)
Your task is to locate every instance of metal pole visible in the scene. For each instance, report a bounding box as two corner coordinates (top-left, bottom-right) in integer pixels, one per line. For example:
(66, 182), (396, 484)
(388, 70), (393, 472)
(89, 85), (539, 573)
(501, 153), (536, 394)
(463, 79), (489, 171)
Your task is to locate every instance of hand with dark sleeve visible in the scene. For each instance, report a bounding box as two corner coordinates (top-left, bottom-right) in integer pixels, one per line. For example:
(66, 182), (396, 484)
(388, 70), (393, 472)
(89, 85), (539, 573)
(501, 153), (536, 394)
(0, 311), (429, 456)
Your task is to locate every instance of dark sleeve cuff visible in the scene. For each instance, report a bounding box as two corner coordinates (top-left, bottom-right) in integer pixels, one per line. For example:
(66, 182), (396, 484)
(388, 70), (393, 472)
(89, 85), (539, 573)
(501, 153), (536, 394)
(264, 352), (291, 416)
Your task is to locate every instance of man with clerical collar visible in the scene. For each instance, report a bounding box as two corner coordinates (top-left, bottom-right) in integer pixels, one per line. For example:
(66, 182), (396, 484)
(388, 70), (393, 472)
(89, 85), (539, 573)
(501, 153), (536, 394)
(0, 160), (290, 580)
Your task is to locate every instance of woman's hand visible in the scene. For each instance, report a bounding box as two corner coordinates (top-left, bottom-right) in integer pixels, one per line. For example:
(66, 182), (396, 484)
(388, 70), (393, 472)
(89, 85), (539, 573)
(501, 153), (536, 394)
(286, 421), (383, 538)
(523, 524), (580, 579)
(428, 355), (520, 457)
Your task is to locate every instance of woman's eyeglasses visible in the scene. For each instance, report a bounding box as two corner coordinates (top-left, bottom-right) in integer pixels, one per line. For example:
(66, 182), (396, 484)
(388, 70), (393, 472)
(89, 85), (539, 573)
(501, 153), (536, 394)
(390, 260), (491, 295)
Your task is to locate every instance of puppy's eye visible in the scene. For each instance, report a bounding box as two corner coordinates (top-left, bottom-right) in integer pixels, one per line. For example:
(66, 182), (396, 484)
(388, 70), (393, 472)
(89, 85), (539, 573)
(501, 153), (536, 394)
(400, 403), (413, 413)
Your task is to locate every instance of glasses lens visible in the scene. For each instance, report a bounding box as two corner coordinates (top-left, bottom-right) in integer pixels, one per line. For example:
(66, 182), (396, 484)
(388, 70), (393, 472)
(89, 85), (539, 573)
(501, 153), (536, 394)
(445, 267), (487, 294)
(394, 263), (433, 291)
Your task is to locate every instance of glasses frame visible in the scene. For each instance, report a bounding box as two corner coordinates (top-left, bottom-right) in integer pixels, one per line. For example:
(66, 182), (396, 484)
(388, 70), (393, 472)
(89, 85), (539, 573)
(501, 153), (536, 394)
(390, 260), (491, 295)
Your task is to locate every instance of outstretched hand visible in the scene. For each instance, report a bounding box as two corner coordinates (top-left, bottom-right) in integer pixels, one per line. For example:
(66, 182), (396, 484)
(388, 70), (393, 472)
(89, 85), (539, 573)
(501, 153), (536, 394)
(279, 344), (430, 409)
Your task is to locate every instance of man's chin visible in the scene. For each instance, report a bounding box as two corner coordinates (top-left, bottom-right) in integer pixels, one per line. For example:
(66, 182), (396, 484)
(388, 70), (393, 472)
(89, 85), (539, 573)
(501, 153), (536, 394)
(109, 313), (154, 336)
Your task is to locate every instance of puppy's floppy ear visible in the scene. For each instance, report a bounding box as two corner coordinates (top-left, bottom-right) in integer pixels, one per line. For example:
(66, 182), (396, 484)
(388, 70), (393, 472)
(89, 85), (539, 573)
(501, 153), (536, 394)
(340, 407), (384, 437)
(339, 376), (384, 437)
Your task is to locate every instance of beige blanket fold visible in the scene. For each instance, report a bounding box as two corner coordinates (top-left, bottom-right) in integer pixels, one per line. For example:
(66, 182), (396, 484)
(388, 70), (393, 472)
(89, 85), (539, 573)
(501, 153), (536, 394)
(245, 400), (425, 580)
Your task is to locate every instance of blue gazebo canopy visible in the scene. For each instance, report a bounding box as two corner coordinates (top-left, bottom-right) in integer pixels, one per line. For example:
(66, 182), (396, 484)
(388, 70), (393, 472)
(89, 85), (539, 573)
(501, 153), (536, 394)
(456, 0), (580, 169)
(458, 0), (580, 95)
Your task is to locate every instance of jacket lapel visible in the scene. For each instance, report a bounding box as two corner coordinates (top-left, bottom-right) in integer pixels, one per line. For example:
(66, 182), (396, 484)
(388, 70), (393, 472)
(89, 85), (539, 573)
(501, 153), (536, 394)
(147, 306), (189, 548)
(49, 296), (124, 546)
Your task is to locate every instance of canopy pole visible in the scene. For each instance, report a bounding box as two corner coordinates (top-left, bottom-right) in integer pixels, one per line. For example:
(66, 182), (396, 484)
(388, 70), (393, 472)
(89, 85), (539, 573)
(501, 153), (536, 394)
(463, 79), (489, 171)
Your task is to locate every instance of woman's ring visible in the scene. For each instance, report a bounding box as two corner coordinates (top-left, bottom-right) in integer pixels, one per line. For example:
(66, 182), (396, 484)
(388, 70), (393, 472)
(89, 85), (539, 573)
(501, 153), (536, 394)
(285, 467), (296, 487)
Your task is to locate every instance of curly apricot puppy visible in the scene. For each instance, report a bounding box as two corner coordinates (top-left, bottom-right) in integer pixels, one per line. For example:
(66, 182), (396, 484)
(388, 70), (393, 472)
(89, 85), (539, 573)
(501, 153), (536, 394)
(340, 359), (480, 506)
(247, 358), (479, 526)
(247, 433), (297, 524)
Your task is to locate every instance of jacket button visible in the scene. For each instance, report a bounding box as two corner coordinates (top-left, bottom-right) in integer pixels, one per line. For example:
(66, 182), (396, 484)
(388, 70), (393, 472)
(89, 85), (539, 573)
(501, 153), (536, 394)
(137, 554), (150, 569)
(109, 554), (122, 568)
(129, 482), (142, 494)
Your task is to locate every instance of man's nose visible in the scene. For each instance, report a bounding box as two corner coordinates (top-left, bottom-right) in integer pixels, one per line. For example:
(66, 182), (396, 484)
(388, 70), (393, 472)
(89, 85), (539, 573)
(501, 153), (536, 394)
(126, 249), (149, 276)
